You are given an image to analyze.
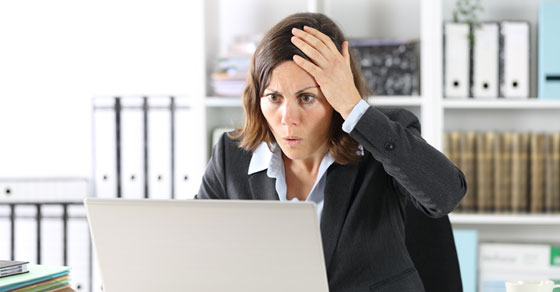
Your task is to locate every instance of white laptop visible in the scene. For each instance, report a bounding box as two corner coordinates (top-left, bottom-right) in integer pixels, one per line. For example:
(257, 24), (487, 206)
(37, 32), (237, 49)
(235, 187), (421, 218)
(84, 198), (329, 292)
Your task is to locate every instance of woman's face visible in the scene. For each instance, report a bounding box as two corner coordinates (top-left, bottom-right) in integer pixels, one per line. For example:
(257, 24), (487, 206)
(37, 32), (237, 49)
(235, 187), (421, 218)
(261, 61), (333, 161)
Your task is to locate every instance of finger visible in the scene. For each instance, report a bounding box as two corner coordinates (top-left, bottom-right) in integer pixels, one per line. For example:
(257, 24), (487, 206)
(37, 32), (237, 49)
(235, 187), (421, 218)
(342, 41), (350, 66)
(303, 25), (340, 54)
(292, 54), (321, 78)
(291, 36), (329, 67)
(292, 27), (331, 59)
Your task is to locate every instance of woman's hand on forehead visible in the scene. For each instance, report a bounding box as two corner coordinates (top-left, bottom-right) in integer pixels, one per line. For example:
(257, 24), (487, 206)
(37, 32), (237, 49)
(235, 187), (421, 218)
(290, 26), (362, 119)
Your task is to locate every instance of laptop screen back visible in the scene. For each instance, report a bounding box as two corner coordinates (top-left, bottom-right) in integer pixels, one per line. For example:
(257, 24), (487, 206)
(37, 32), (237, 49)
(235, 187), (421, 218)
(85, 198), (329, 292)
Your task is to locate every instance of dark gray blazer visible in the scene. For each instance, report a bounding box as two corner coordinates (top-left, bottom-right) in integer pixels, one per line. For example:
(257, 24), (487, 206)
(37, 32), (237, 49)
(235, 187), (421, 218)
(196, 106), (467, 292)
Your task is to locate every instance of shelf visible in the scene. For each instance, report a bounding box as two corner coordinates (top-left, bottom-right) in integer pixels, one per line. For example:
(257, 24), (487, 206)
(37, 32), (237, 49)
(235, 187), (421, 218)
(367, 96), (422, 107)
(449, 213), (560, 225)
(443, 99), (560, 109)
(205, 97), (242, 107)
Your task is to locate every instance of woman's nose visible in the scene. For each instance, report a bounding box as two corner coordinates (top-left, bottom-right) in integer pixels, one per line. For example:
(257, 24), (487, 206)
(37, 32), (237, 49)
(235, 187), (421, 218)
(281, 100), (300, 126)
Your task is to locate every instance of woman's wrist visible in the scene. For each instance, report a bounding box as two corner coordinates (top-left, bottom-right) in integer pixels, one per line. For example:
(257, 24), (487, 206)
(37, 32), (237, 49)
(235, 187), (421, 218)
(339, 92), (362, 120)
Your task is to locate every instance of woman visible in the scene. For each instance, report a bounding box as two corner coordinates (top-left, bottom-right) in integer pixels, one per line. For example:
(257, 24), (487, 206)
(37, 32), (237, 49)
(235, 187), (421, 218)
(197, 12), (466, 291)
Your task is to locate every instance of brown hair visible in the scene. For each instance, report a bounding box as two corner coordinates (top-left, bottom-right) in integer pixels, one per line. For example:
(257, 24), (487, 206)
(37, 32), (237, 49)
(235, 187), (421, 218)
(231, 12), (370, 164)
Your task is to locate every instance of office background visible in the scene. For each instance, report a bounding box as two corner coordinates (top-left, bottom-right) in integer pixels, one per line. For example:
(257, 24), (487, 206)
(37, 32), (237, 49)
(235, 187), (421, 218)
(1, 0), (560, 292)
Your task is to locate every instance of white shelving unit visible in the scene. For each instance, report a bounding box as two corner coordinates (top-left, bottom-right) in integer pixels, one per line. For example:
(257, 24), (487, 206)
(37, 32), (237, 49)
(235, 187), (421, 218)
(198, 0), (560, 245)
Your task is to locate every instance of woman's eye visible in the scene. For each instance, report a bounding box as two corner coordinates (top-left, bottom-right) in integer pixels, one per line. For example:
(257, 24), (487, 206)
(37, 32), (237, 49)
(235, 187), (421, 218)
(300, 94), (315, 104)
(266, 94), (280, 103)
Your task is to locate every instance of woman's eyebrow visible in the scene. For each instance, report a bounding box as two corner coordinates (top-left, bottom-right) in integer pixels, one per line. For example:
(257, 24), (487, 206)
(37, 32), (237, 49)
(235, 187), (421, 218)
(264, 85), (320, 95)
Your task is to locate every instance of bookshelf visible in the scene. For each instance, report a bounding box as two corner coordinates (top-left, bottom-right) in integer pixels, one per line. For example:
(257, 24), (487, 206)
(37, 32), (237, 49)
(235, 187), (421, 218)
(198, 0), (560, 245)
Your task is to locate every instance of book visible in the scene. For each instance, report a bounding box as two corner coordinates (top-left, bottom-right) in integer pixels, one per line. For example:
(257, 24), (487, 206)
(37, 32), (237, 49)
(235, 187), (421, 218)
(479, 242), (560, 292)
(0, 261), (28, 278)
(494, 133), (512, 213)
(476, 132), (494, 213)
(453, 230), (478, 292)
(0, 265), (70, 292)
(459, 132), (477, 212)
(544, 133), (560, 213)
(445, 131), (463, 212)
(510, 132), (529, 213)
(530, 133), (546, 213)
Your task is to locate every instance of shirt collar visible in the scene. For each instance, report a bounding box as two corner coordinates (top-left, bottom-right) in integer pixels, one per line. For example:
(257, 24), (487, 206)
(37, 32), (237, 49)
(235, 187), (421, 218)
(248, 142), (338, 176)
(248, 142), (275, 175)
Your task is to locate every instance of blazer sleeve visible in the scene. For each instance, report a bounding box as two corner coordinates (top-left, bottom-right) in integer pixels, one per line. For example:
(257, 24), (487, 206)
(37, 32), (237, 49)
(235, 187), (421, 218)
(349, 106), (467, 218)
(195, 134), (227, 199)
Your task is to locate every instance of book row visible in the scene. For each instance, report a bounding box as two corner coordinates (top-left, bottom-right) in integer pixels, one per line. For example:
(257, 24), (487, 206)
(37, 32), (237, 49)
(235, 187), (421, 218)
(445, 132), (560, 213)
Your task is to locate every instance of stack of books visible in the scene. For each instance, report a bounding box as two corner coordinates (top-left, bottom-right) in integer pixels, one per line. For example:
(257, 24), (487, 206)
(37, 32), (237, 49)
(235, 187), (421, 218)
(210, 35), (260, 97)
(0, 261), (72, 292)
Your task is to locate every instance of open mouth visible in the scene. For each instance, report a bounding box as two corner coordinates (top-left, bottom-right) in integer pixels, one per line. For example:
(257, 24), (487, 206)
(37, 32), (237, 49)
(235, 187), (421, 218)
(283, 136), (302, 146)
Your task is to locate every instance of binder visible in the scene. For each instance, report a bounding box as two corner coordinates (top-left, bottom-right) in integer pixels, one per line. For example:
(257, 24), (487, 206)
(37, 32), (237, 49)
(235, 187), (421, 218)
(147, 97), (172, 200)
(93, 97), (118, 198)
(472, 23), (499, 98)
(67, 205), (90, 292)
(174, 97), (204, 200)
(14, 205), (37, 264)
(0, 205), (11, 260)
(120, 97), (146, 199)
(453, 230), (477, 292)
(0, 178), (89, 202)
(499, 21), (530, 98)
(444, 22), (470, 98)
(40, 205), (63, 266)
(538, 0), (560, 99)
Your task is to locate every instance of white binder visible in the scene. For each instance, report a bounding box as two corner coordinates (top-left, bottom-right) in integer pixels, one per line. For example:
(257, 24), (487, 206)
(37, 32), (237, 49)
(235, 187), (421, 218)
(174, 97), (204, 200)
(500, 21), (530, 98)
(472, 23), (499, 98)
(147, 97), (172, 200)
(0, 178), (89, 202)
(14, 205), (37, 264)
(120, 97), (146, 199)
(0, 205), (11, 260)
(93, 97), (118, 198)
(40, 205), (64, 266)
(444, 22), (470, 98)
(67, 205), (91, 292)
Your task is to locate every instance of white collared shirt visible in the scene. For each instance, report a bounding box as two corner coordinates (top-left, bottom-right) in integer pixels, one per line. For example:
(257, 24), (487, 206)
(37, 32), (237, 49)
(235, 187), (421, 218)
(247, 99), (370, 222)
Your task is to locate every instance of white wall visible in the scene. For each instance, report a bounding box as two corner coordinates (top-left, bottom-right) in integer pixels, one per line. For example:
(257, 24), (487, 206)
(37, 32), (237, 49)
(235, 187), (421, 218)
(0, 0), (204, 178)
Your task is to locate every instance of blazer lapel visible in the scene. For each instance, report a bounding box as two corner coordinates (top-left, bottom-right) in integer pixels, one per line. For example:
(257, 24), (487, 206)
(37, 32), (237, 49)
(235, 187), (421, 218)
(321, 162), (359, 269)
(248, 171), (279, 200)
